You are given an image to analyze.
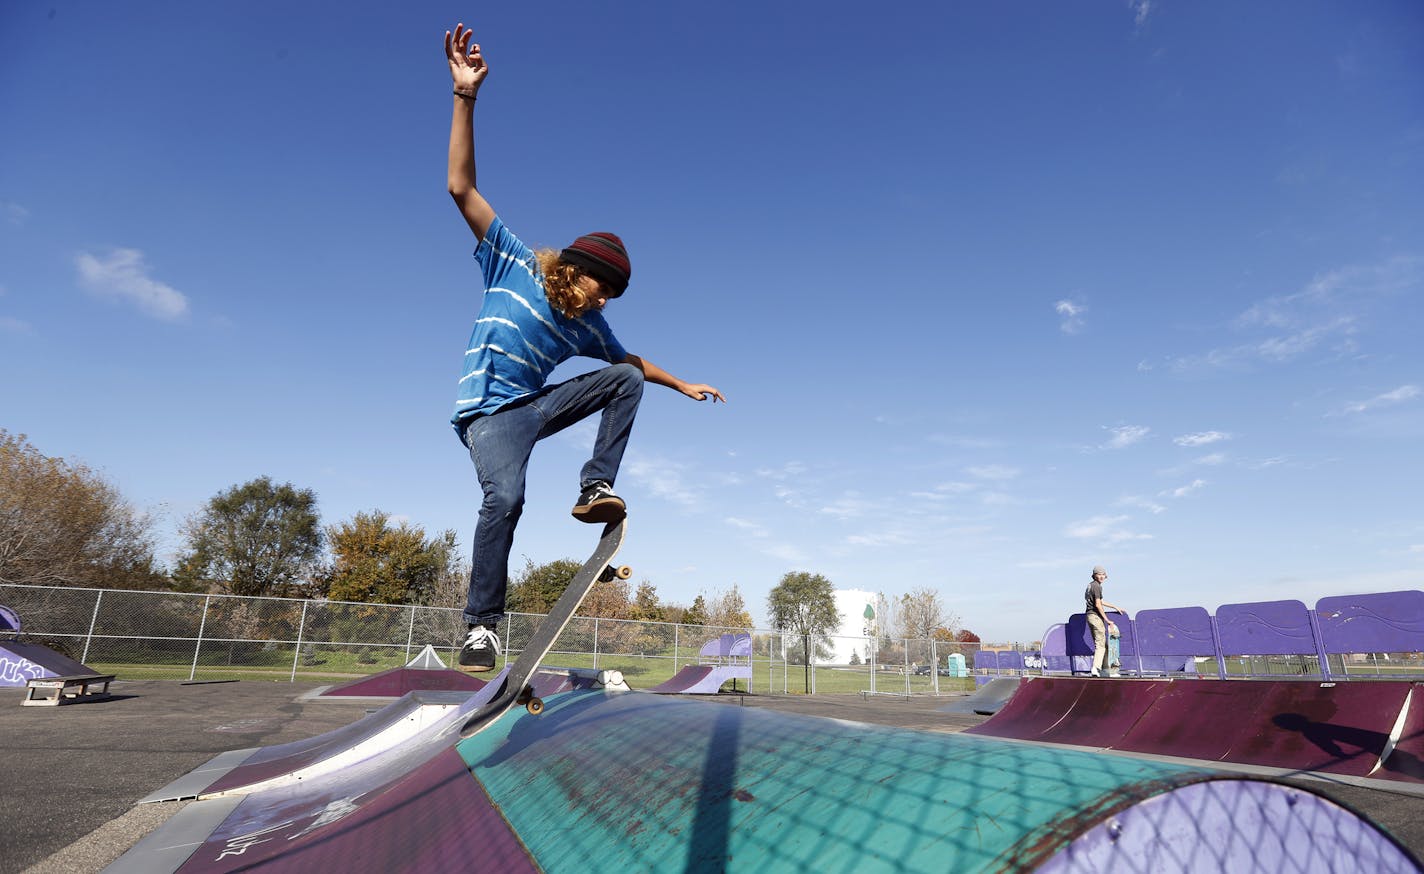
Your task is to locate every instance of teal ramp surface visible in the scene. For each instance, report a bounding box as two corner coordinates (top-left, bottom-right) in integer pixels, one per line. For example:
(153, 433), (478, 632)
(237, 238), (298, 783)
(456, 690), (1402, 873)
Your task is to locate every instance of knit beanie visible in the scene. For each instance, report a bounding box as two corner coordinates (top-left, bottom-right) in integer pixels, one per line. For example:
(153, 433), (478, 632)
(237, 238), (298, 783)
(560, 232), (631, 297)
(1092, 566), (1107, 576)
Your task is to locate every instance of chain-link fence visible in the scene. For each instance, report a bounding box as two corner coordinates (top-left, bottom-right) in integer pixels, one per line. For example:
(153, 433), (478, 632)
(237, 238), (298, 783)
(0, 583), (989, 694)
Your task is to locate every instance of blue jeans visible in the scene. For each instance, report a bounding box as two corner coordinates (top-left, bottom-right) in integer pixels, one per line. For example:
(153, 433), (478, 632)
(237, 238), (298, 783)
(460, 363), (644, 627)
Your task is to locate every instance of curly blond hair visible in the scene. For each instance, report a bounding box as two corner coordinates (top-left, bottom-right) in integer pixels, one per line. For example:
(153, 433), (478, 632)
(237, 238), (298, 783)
(535, 249), (598, 318)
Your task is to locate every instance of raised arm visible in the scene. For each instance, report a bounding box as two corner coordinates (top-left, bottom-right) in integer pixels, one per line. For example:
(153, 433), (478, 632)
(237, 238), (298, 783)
(623, 354), (726, 403)
(445, 24), (495, 242)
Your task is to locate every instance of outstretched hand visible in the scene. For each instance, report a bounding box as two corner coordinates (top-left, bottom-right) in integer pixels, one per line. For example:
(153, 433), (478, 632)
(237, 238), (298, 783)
(682, 383), (726, 403)
(444, 23), (488, 93)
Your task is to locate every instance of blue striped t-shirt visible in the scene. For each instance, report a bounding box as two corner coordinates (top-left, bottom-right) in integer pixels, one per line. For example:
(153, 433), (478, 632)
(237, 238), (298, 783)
(451, 216), (628, 429)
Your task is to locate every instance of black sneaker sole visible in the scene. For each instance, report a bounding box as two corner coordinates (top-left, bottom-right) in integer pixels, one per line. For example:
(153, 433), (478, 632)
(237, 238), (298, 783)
(571, 499), (626, 524)
(458, 661), (496, 673)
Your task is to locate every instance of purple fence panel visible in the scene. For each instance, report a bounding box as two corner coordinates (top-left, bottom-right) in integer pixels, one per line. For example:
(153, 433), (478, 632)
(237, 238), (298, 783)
(1041, 624), (1071, 673)
(1315, 590), (1424, 654)
(998, 650), (1025, 672)
(1215, 600), (1317, 655)
(1135, 607), (1214, 655)
(978, 650), (999, 671)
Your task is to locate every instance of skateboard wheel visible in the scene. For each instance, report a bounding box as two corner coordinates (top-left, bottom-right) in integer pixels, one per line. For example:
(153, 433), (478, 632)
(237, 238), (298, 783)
(525, 697), (545, 715)
(613, 565), (632, 580)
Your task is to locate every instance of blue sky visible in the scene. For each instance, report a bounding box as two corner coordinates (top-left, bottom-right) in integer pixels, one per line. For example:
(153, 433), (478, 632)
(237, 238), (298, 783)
(2, 2), (1421, 643)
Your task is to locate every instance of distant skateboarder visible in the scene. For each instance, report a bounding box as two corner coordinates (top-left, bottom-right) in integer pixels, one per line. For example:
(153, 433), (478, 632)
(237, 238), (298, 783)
(1084, 566), (1127, 677)
(443, 23), (724, 673)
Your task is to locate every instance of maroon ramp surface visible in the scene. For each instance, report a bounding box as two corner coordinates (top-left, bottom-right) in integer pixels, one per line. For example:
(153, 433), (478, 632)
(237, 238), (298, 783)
(1037, 679), (1172, 747)
(965, 676), (1088, 740)
(177, 746), (536, 873)
(322, 666), (488, 697)
(1117, 679), (1414, 778)
(1224, 680), (1413, 777)
(1116, 680), (1267, 761)
(1380, 682), (1424, 784)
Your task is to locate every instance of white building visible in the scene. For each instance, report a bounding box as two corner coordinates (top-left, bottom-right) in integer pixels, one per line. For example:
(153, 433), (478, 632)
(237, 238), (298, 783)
(829, 588), (877, 665)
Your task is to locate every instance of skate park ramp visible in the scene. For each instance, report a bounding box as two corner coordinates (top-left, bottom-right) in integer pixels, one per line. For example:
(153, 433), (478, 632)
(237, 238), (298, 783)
(969, 676), (1424, 786)
(650, 632), (752, 694)
(0, 639), (97, 686)
(939, 676), (1020, 715)
(107, 685), (1422, 873)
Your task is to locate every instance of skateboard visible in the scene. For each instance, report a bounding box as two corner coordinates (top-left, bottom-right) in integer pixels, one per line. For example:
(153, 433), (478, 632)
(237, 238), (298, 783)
(459, 518), (628, 739)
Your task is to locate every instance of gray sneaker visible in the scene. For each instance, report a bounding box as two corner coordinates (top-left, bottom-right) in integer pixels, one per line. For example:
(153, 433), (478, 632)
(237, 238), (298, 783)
(458, 624), (500, 673)
(571, 480), (626, 523)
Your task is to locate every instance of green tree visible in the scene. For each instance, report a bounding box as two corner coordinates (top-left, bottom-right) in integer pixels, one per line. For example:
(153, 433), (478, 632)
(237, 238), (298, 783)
(0, 430), (163, 589)
(506, 557), (580, 614)
(681, 594), (708, 626)
(174, 476), (322, 597)
(630, 580), (664, 622)
(767, 571), (841, 692)
(322, 511), (459, 605)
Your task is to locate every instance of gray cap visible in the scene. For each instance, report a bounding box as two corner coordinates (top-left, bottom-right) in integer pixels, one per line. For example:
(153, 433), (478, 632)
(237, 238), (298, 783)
(1092, 566), (1107, 576)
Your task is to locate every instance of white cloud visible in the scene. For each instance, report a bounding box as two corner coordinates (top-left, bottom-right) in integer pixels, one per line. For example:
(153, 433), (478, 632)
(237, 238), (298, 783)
(1064, 514), (1152, 545)
(0, 315), (32, 334)
(1055, 299), (1086, 334)
(1194, 453), (1227, 466)
(1102, 425), (1150, 450)
(1160, 479), (1207, 499)
(1339, 385), (1420, 415)
(1166, 257), (1420, 373)
(724, 517), (767, 538)
(2, 201), (28, 226)
(1130, 0), (1153, 27)
(1174, 431), (1232, 447)
(75, 247), (190, 320)
(966, 464), (1020, 481)
(1119, 495), (1166, 515)
(623, 454), (701, 508)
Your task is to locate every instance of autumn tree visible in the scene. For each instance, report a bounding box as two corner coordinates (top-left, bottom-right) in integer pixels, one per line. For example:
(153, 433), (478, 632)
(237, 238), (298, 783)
(174, 476), (323, 597)
(767, 571), (841, 692)
(322, 511), (459, 605)
(707, 584), (754, 630)
(897, 586), (958, 641)
(0, 430), (163, 589)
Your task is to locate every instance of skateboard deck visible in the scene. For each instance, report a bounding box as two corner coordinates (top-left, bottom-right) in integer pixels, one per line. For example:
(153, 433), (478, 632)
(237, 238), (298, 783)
(459, 518), (628, 739)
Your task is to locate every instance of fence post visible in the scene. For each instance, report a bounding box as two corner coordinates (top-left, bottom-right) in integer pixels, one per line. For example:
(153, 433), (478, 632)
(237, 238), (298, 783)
(903, 638), (910, 696)
(405, 606), (416, 663)
(80, 589), (104, 665)
(930, 638), (939, 694)
(592, 617), (600, 669)
(673, 623), (680, 674)
(190, 595), (212, 682)
(291, 600), (309, 682)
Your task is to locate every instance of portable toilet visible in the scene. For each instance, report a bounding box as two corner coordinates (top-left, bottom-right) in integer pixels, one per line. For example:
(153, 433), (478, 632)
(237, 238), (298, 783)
(945, 652), (968, 677)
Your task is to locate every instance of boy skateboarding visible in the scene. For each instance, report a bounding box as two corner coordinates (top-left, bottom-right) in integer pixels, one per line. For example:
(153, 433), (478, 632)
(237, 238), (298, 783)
(444, 23), (724, 673)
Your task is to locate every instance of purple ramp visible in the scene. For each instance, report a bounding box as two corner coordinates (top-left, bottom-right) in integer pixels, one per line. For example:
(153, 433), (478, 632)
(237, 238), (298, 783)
(1224, 680), (1414, 778)
(177, 746), (536, 873)
(648, 664), (750, 694)
(1116, 679), (1415, 778)
(1038, 679), (1172, 748)
(322, 667), (488, 697)
(1116, 679), (1274, 762)
(1379, 682), (1424, 784)
(0, 640), (96, 687)
(965, 676), (1088, 740)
